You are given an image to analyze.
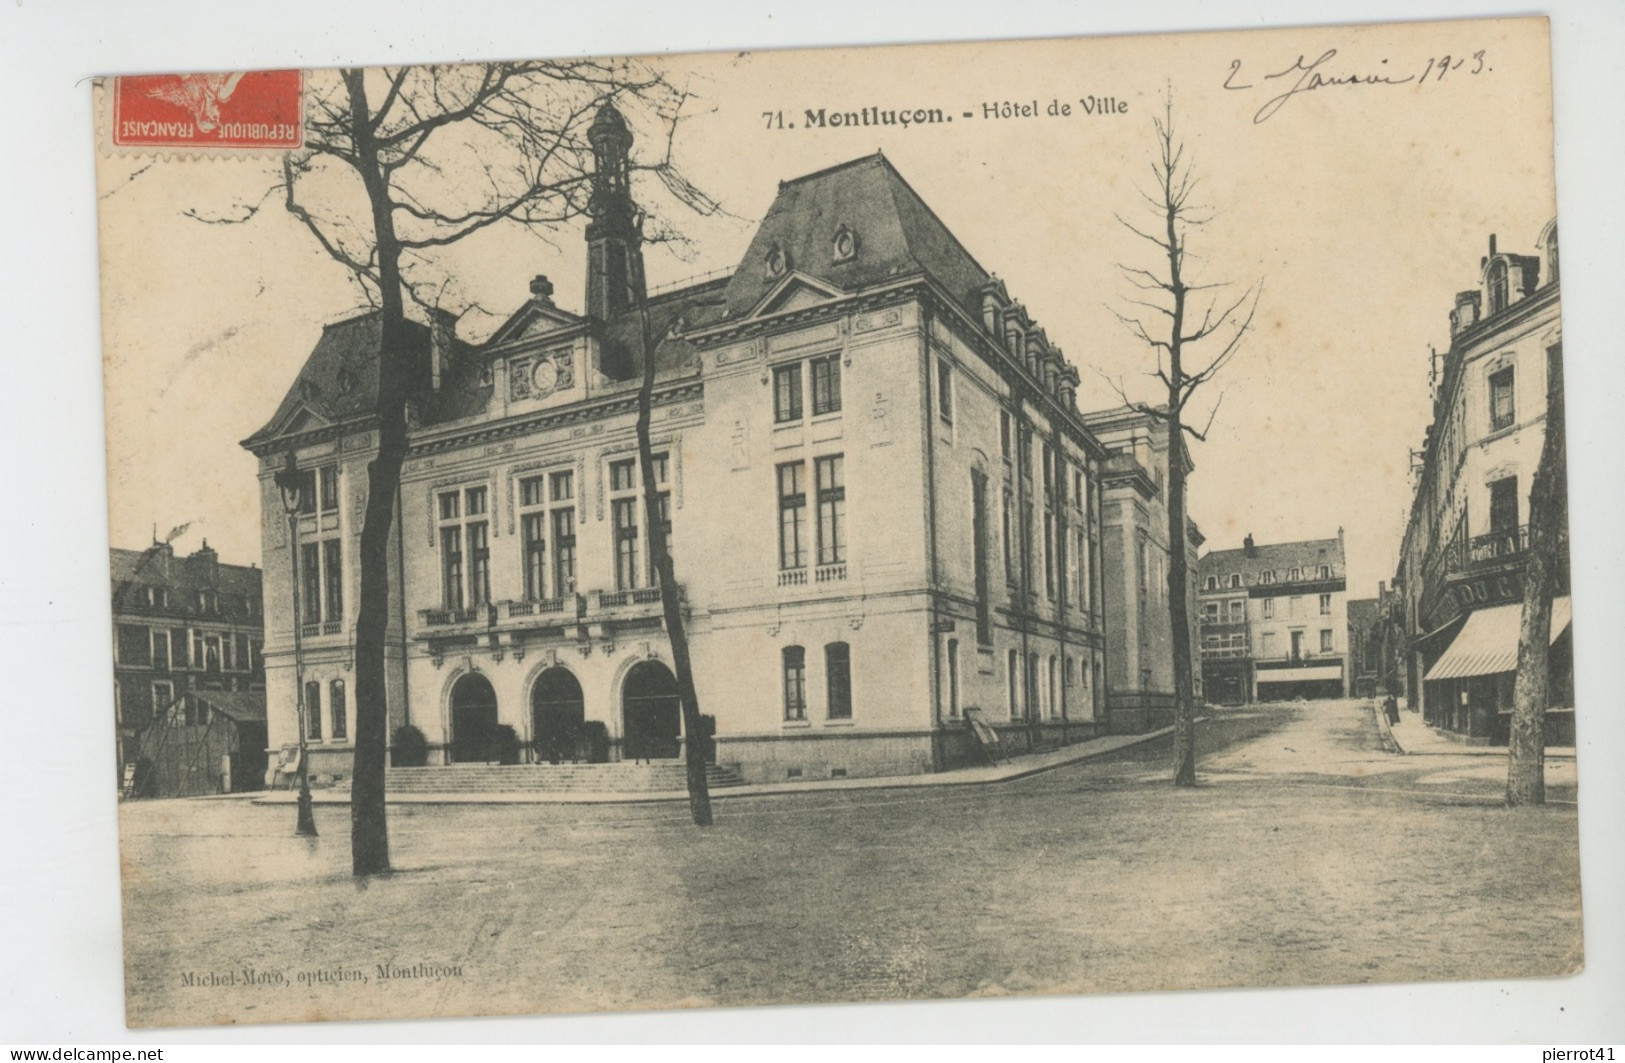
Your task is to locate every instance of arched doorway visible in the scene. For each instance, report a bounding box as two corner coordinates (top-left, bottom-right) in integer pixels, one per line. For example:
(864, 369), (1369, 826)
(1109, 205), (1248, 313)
(531, 667), (585, 764)
(448, 673), (499, 763)
(622, 661), (681, 761)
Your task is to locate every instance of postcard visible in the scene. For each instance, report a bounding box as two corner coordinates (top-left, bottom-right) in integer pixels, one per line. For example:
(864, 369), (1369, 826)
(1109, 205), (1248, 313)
(94, 16), (1579, 1028)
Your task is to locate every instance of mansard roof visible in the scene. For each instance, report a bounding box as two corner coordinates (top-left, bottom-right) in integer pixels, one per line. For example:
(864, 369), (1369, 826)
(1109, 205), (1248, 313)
(1200, 537), (1345, 583)
(242, 312), (440, 449)
(110, 543), (262, 613)
(721, 153), (993, 320)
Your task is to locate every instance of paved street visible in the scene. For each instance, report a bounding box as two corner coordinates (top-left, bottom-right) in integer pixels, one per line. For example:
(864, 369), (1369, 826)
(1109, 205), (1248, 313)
(118, 699), (1583, 1027)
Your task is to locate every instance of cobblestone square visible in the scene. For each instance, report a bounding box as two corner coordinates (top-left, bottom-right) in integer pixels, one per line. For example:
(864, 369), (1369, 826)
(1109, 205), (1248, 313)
(117, 700), (1583, 1027)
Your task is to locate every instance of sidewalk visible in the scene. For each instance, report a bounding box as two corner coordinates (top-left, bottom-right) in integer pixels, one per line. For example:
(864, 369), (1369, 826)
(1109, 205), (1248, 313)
(1382, 704), (1576, 759)
(253, 724), (1175, 806)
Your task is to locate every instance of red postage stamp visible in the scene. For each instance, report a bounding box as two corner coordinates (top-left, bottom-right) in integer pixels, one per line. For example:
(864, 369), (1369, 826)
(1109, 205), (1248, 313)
(111, 70), (302, 150)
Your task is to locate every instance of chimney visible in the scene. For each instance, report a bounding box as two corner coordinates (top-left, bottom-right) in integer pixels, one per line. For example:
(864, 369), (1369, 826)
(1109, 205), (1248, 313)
(1243, 533), (1255, 557)
(530, 274), (555, 307)
(429, 308), (457, 391)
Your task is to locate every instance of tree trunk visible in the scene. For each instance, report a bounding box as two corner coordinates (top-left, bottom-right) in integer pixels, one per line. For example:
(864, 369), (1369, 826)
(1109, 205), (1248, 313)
(1166, 431), (1197, 787)
(1507, 348), (1566, 806)
(634, 311), (713, 826)
(1163, 176), (1197, 788)
(346, 69), (403, 876)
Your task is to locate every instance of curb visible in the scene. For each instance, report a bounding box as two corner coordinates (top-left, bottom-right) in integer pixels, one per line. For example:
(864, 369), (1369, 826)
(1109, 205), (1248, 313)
(251, 724), (1178, 807)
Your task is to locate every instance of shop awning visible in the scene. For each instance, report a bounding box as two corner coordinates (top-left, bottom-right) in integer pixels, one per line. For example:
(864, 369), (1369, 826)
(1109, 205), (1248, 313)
(1424, 596), (1572, 682)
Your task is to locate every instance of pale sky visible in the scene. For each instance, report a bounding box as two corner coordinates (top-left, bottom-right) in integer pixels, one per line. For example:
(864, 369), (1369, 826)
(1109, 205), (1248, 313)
(96, 18), (1557, 601)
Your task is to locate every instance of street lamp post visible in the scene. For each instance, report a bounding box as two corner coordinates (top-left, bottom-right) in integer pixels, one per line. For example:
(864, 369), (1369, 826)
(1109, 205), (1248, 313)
(276, 452), (318, 838)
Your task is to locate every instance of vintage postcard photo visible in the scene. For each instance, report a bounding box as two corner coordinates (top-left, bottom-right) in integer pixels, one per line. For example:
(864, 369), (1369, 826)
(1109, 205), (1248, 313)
(93, 16), (1580, 1028)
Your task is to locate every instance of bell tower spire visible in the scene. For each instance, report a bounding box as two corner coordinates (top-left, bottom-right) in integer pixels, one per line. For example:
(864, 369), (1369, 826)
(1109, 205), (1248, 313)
(584, 101), (646, 321)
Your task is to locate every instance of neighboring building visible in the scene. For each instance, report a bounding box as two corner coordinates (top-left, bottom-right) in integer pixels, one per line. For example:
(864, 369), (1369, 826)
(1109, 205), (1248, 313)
(1198, 532), (1350, 702)
(243, 107), (1123, 785)
(110, 540), (267, 796)
(1082, 406), (1203, 731)
(1390, 221), (1571, 745)
(1346, 596), (1379, 699)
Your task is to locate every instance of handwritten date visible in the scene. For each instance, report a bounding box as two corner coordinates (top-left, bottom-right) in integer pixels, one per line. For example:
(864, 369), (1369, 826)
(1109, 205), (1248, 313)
(1225, 48), (1489, 124)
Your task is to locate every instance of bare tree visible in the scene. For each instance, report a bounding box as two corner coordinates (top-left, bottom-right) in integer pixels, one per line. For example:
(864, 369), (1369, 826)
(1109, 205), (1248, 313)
(633, 301), (713, 826)
(1106, 97), (1260, 787)
(203, 63), (711, 875)
(1507, 348), (1567, 806)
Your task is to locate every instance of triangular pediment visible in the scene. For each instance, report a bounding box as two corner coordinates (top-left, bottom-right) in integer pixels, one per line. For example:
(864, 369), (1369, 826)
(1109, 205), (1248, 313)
(750, 271), (844, 318)
(270, 404), (331, 439)
(489, 301), (584, 346)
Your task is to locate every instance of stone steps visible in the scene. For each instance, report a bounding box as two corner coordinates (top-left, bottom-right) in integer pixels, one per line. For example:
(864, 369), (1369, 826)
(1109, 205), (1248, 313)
(363, 762), (745, 794)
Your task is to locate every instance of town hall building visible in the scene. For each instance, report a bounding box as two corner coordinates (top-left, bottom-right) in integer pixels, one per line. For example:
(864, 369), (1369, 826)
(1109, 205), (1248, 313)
(244, 103), (1134, 785)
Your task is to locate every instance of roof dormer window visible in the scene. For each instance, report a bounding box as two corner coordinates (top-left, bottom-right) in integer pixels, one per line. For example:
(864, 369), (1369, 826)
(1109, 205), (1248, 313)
(766, 244), (789, 278)
(1487, 259), (1509, 315)
(832, 225), (857, 263)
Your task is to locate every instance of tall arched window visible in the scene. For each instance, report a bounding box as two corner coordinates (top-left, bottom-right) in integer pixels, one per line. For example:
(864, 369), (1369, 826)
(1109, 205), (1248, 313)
(1008, 650), (1020, 719)
(304, 680), (322, 740)
(329, 679), (347, 740)
(826, 642), (852, 720)
(782, 646), (807, 721)
(1047, 656), (1058, 719)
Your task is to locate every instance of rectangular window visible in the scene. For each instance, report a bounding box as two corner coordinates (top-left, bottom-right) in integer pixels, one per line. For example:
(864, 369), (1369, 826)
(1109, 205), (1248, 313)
(150, 630), (169, 672)
(945, 638), (959, 719)
(827, 642), (852, 720)
(1000, 410), (1011, 461)
(1043, 510), (1055, 599)
(777, 461), (806, 570)
(323, 539), (343, 621)
(118, 624), (151, 667)
(1260, 631), (1277, 657)
(467, 521), (490, 606)
(466, 486), (487, 517)
(319, 465), (339, 513)
(298, 470), (318, 516)
(1489, 367), (1516, 431)
(438, 491), (460, 521)
(330, 680), (347, 740)
(773, 363), (803, 423)
(815, 455), (846, 565)
(782, 646), (807, 720)
(1229, 599), (1244, 622)
(811, 354), (842, 415)
(1489, 475), (1519, 534)
(971, 470), (991, 644)
(1317, 565), (1331, 580)
(152, 681), (174, 720)
(1002, 488), (1015, 584)
(301, 542), (322, 623)
(936, 359), (954, 423)
(613, 498), (639, 590)
(610, 459), (636, 492)
(520, 475), (545, 508)
(1320, 629), (1334, 654)
(1203, 602), (1220, 621)
(304, 681), (322, 740)
(1263, 598), (1275, 619)
(441, 526), (463, 610)
(551, 470), (574, 502)
(552, 508), (576, 595)
(522, 513), (546, 600)
(1319, 593), (1332, 616)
